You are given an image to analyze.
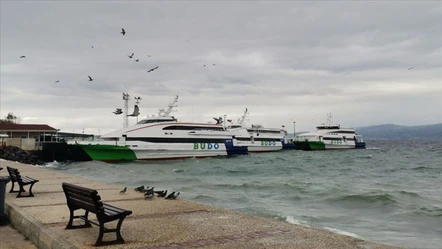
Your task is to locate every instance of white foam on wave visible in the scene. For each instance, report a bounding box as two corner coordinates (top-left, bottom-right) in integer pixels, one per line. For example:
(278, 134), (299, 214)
(285, 216), (311, 227)
(366, 147), (380, 150)
(324, 227), (363, 239)
(36, 161), (60, 168)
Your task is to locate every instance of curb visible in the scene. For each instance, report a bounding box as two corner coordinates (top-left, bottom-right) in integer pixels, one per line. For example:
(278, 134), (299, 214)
(5, 200), (77, 249)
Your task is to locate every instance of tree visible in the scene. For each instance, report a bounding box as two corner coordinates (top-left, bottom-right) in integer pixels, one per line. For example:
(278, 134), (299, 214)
(0, 112), (19, 124)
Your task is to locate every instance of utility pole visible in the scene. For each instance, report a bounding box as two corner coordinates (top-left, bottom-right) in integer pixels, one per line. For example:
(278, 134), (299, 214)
(293, 121), (296, 138)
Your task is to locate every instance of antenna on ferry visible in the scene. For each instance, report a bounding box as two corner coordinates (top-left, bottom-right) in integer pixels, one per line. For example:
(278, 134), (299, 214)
(159, 95), (179, 117)
(326, 112), (333, 126)
(134, 96), (142, 123)
(122, 93), (130, 128)
(238, 107), (249, 126)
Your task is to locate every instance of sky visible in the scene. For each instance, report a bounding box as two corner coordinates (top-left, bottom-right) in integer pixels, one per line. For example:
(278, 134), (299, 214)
(1, 1), (441, 135)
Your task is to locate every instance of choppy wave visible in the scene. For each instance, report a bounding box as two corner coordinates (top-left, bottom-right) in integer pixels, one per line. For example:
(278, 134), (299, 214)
(39, 140), (442, 249)
(36, 160), (60, 168)
(191, 194), (218, 202)
(366, 147), (380, 150)
(323, 227), (363, 239)
(412, 206), (442, 217)
(329, 192), (398, 205)
(285, 216), (311, 227)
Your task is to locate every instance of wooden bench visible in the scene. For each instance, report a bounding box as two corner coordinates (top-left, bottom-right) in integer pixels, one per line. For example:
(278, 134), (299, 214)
(6, 166), (39, 198)
(62, 182), (133, 246)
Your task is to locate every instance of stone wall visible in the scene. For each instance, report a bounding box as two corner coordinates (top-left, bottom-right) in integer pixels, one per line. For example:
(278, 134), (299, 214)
(0, 146), (44, 165)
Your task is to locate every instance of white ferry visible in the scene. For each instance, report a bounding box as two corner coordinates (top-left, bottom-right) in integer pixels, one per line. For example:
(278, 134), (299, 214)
(67, 96), (248, 161)
(293, 114), (366, 150)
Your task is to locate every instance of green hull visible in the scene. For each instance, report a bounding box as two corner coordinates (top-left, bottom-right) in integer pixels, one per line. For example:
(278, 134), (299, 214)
(69, 144), (137, 161)
(293, 141), (326, 151)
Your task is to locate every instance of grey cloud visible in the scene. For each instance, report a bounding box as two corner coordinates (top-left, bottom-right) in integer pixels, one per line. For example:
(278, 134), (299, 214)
(1, 1), (441, 133)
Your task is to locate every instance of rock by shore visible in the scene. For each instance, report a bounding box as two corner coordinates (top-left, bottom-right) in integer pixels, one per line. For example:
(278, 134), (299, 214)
(0, 146), (44, 165)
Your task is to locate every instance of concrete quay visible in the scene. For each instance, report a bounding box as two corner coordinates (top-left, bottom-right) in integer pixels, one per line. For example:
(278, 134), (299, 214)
(1, 160), (401, 249)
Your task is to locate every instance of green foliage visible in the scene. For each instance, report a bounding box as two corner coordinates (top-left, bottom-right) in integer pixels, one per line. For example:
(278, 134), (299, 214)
(0, 112), (19, 124)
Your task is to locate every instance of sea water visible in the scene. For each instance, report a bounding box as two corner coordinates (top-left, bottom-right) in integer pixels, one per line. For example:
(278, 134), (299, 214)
(44, 140), (442, 249)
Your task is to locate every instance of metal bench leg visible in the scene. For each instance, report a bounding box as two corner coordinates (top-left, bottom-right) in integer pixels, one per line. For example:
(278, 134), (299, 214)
(28, 182), (36, 197)
(16, 186), (25, 198)
(66, 210), (92, 229)
(16, 183), (34, 198)
(115, 216), (127, 243)
(94, 223), (105, 246)
(9, 182), (16, 193)
(66, 209), (75, 229)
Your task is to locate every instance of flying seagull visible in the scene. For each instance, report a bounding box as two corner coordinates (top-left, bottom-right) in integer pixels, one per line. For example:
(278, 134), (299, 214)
(121, 28), (126, 36)
(119, 187), (127, 194)
(113, 108), (123, 115)
(147, 66), (159, 73)
(91, 45), (94, 48)
(135, 59), (139, 62)
(408, 67), (414, 70)
(128, 53), (134, 58)
(213, 117), (223, 125)
(55, 80), (60, 83)
(20, 56), (26, 58)
(88, 75), (93, 81)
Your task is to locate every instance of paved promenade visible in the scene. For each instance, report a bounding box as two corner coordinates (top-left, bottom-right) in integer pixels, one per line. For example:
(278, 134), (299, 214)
(1, 160), (401, 249)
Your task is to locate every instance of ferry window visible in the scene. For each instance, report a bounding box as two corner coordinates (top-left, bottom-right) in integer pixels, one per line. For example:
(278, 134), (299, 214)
(163, 125), (225, 131)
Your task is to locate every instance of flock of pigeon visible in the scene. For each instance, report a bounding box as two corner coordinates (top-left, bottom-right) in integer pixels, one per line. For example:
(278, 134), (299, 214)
(119, 185), (180, 200)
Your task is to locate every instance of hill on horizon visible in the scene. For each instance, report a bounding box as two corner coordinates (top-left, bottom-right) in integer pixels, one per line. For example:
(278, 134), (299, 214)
(356, 123), (442, 139)
(286, 123), (442, 140)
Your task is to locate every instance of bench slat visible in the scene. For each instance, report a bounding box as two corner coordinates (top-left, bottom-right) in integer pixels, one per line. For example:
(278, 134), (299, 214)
(103, 204), (132, 217)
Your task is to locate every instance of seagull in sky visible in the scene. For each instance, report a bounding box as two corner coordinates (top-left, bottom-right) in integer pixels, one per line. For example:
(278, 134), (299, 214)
(128, 53), (134, 58)
(88, 75), (93, 81)
(20, 56), (26, 58)
(135, 59), (139, 62)
(147, 66), (159, 73)
(408, 67), (414, 70)
(121, 28), (126, 36)
(55, 80), (59, 83)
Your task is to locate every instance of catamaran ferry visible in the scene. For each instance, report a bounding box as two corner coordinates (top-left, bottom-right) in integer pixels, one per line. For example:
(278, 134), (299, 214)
(227, 108), (290, 152)
(67, 96), (248, 161)
(293, 114), (366, 150)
